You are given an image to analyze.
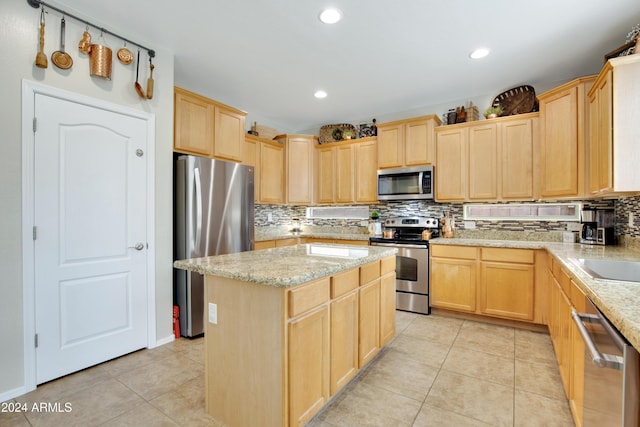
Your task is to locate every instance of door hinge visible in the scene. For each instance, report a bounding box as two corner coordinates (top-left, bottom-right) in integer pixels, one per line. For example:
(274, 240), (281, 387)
(35, 334), (38, 348)
(33, 117), (37, 133)
(33, 226), (37, 240)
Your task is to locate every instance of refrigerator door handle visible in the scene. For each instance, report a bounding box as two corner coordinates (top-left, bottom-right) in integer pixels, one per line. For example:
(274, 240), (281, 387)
(194, 166), (203, 252)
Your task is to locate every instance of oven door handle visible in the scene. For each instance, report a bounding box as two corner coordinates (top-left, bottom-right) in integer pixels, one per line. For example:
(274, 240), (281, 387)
(571, 309), (624, 370)
(371, 242), (427, 249)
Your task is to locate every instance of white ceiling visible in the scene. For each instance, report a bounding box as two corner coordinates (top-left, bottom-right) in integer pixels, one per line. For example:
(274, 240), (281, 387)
(52, 0), (640, 132)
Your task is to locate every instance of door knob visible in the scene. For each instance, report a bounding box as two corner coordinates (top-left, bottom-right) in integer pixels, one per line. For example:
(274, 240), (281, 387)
(129, 242), (145, 250)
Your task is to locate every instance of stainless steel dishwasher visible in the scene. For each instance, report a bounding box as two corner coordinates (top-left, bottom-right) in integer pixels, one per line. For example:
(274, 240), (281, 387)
(572, 299), (640, 426)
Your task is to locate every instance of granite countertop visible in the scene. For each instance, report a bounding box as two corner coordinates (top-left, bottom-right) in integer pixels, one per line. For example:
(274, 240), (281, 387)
(255, 230), (369, 242)
(174, 243), (397, 288)
(431, 237), (640, 350)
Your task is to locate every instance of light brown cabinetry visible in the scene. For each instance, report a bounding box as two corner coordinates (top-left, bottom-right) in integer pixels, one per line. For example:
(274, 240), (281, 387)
(316, 138), (377, 204)
(538, 76), (595, 198)
(204, 257), (395, 427)
(431, 245), (539, 323)
(174, 86), (246, 162)
(435, 114), (538, 202)
(275, 134), (317, 204)
(377, 115), (441, 169)
(379, 257), (397, 347)
(288, 303), (330, 427)
(430, 245), (477, 312)
(258, 139), (285, 203)
(479, 248), (535, 321)
(587, 55), (640, 196)
(354, 139), (378, 203)
(358, 277), (380, 367)
(329, 269), (359, 395)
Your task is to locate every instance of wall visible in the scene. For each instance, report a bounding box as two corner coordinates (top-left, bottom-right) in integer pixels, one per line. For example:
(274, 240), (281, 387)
(256, 197), (637, 242)
(0, 1), (175, 399)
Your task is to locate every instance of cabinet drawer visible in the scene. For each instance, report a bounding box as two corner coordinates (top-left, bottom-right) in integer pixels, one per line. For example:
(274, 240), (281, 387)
(380, 256), (396, 275)
(360, 261), (381, 285)
(431, 245), (477, 260)
(481, 248), (534, 264)
(288, 278), (330, 318)
(331, 268), (359, 299)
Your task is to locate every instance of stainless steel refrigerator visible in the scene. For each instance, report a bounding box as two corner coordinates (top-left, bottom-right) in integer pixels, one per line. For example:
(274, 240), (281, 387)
(174, 155), (254, 337)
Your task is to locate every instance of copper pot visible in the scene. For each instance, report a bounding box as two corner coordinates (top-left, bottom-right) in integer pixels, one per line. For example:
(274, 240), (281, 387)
(383, 229), (395, 239)
(89, 43), (112, 79)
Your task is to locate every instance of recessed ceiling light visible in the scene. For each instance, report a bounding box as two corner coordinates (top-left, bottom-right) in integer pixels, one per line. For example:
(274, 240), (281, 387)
(319, 8), (342, 24)
(314, 90), (328, 99)
(469, 48), (490, 59)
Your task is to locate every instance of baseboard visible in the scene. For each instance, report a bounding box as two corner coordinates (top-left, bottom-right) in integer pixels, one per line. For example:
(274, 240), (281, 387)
(152, 334), (176, 348)
(431, 308), (550, 333)
(0, 385), (30, 403)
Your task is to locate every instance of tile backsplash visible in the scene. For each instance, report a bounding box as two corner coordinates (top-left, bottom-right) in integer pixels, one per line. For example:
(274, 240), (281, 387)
(256, 195), (640, 242)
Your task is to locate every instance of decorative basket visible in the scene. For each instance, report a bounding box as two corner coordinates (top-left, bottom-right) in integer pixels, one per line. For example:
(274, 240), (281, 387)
(89, 44), (113, 79)
(319, 123), (357, 144)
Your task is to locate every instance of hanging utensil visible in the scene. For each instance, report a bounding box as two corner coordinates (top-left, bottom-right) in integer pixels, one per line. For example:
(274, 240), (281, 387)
(134, 50), (145, 98)
(35, 8), (48, 68)
(146, 57), (155, 100)
(89, 31), (112, 79)
(51, 17), (73, 70)
(78, 26), (91, 54)
(117, 42), (133, 65)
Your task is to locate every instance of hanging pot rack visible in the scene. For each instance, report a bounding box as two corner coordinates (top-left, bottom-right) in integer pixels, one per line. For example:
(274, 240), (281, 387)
(27, 0), (155, 59)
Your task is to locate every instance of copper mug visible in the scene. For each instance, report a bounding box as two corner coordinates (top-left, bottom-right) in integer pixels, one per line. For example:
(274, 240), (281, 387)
(383, 229), (395, 239)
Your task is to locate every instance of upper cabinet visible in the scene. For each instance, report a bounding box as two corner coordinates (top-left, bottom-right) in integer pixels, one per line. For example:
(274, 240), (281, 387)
(275, 134), (318, 205)
(435, 113), (538, 202)
(316, 137), (377, 204)
(537, 76), (595, 199)
(587, 55), (640, 196)
(377, 115), (441, 169)
(257, 138), (285, 204)
(174, 86), (246, 162)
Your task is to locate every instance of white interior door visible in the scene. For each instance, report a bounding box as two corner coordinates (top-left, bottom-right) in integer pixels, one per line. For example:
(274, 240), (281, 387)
(34, 93), (149, 384)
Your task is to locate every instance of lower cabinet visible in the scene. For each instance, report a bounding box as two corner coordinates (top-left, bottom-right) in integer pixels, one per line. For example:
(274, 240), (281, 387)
(430, 245), (538, 323)
(329, 290), (359, 395)
(379, 263), (397, 347)
(288, 305), (330, 427)
(358, 278), (381, 367)
(547, 254), (587, 427)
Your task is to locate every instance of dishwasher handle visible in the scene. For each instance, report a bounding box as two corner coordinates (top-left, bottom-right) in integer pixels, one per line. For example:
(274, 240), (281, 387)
(572, 309), (624, 370)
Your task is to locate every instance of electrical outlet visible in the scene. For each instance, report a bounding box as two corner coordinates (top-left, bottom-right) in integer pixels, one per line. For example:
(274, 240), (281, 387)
(463, 220), (476, 230)
(267, 213), (273, 222)
(208, 303), (217, 324)
(630, 212), (635, 227)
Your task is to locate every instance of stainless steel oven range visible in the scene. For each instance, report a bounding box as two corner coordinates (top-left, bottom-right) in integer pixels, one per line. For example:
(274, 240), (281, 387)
(369, 216), (439, 315)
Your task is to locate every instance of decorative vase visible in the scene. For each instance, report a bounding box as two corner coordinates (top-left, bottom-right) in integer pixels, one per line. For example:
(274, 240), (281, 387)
(486, 113), (498, 119)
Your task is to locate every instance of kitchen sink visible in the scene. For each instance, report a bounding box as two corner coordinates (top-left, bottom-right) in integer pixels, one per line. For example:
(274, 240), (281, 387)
(568, 258), (640, 283)
(306, 244), (369, 259)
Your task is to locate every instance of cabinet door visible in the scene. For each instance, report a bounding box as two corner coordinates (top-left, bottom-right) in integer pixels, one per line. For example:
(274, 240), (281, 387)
(330, 291), (359, 396)
(358, 279), (380, 367)
(377, 124), (404, 169)
(174, 89), (214, 156)
(591, 70), (613, 194)
(214, 106), (245, 162)
(480, 262), (534, 321)
(355, 140), (378, 203)
(430, 257), (477, 312)
(539, 86), (582, 197)
(288, 305), (330, 427)
(435, 127), (467, 201)
(501, 118), (535, 199)
(405, 118), (435, 166)
(570, 280), (586, 426)
(259, 142), (285, 203)
(335, 144), (355, 203)
(286, 136), (315, 204)
(468, 123), (498, 200)
(316, 147), (335, 203)
(379, 272), (396, 347)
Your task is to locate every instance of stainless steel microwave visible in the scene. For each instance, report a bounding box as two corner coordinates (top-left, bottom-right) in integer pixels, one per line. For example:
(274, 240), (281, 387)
(377, 165), (434, 201)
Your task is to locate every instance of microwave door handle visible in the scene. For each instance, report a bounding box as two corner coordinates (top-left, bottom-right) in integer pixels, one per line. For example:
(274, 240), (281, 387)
(571, 310), (624, 370)
(418, 171), (424, 194)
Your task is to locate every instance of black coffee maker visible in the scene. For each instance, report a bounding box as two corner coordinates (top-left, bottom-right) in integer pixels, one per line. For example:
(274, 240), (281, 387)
(580, 209), (615, 245)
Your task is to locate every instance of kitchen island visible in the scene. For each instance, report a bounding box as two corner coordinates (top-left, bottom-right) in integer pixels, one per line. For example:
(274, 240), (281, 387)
(174, 243), (397, 427)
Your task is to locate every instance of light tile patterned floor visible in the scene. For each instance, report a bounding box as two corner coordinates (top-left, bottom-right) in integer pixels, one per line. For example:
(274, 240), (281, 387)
(1, 312), (574, 426)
